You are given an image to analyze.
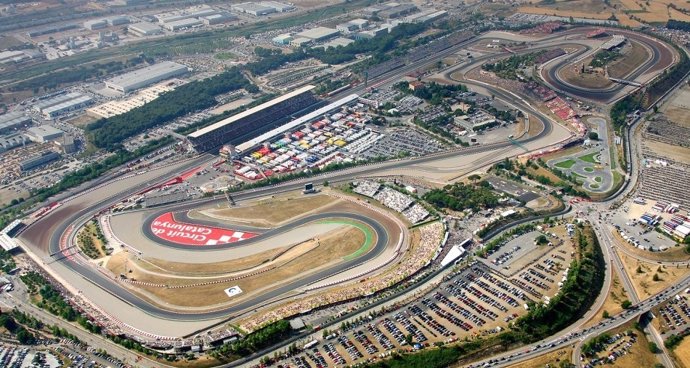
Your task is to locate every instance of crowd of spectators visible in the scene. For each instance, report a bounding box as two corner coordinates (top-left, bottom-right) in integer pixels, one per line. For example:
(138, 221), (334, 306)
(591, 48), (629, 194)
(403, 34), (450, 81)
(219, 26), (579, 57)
(354, 181), (430, 224)
(374, 187), (414, 213)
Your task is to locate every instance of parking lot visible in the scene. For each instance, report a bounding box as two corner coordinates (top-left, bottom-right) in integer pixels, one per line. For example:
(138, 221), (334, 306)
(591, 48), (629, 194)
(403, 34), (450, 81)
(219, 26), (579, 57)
(656, 294), (690, 338)
(268, 256), (582, 367)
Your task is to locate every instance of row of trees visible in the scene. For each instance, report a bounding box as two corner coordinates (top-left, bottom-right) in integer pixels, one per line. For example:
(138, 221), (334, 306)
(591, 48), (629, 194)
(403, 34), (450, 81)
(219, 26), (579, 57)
(10, 56), (147, 93)
(512, 225), (605, 341)
(423, 182), (500, 212)
(212, 320), (291, 358)
(247, 23), (428, 76)
(86, 67), (256, 149)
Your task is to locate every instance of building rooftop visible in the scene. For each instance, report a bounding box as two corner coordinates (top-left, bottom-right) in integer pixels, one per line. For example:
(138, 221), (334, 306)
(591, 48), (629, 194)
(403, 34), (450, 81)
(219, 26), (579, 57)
(27, 125), (64, 138)
(106, 61), (187, 90)
(129, 22), (161, 32)
(188, 85), (316, 139)
(296, 27), (339, 40)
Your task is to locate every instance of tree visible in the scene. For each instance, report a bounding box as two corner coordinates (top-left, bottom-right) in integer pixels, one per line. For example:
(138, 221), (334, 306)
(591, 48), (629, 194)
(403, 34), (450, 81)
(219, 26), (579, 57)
(648, 341), (660, 353)
(602, 310), (610, 319)
(588, 131), (599, 140)
(653, 273), (660, 281)
(621, 300), (632, 309)
(468, 174), (481, 185)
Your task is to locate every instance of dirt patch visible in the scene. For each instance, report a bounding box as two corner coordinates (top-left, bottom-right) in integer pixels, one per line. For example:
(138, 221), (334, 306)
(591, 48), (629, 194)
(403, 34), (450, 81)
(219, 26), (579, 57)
(197, 194), (338, 227)
(65, 114), (98, 128)
(619, 250), (690, 299)
(559, 62), (613, 89)
(584, 270), (628, 328)
(108, 224), (369, 308)
(644, 140), (690, 165)
(140, 245), (292, 275)
(0, 187), (29, 208)
(608, 40), (650, 79)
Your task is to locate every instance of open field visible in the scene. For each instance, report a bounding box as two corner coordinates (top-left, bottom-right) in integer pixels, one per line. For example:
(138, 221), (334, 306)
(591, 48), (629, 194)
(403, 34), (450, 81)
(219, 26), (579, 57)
(0, 35), (24, 50)
(519, 0), (690, 27)
(65, 114), (98, 128)
(560, 64), (613, 89)
(619, 250), (690, 299)
(196, 193), (337, 227)
(663, 85), (690, 128)
(584, 270), (628, 328)
(106, 223), (370, 308)
(0, 187), (29, 208)
(608, 40), (650, 79)
(644, 140), (690, 165)
(579, 152), (600, 164)
(505, 347), (572, 368)
(555, 159), (576, 169)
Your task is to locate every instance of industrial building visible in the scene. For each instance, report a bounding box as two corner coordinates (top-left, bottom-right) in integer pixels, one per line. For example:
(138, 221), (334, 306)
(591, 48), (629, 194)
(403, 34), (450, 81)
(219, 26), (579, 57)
(87, 84), (175, 118)
(41, 95), (93, 119)
(337, 18), (368, 33)
(32, 92), (82, 114)
(162, 18), (202, 31)
(0, 49), (43, 64)
(379, 3), (418, 18)
(26, 24), (78, 38)
(317, 37), (355, 50)
(55, 134), (77, 154)
(19, 151), (61, 172)
(0, 133), (29, 153)
(260, 1), (295, 12)
(290, 37), (312, 47)
(84, 19), (108, 30)
(105, 61), (188, 94)
(202, 12), (238, 25)
(128, 22), (163, 37)
(231, 2), (276, 16)
(187, 85), (319, 152)
(26, 125), (65, 143)
(108, 16), (130, 26)
(272, 33), (293, 45)
(0, 112), (32, 134)
(295, 27), (340, 41)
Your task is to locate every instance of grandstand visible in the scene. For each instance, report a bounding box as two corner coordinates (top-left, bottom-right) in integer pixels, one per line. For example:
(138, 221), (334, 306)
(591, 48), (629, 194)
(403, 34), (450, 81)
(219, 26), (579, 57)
(187, 85), (319, 152)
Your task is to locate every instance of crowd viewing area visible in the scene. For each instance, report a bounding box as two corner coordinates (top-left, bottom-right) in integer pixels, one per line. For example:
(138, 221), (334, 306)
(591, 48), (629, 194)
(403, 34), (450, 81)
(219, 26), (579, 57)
(186, 85), (320, 152)
(354, 180), (430, 224)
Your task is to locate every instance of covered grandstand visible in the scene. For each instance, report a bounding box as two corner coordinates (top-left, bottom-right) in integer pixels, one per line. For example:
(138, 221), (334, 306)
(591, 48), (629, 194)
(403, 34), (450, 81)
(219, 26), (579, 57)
(187, 85), (319, 152)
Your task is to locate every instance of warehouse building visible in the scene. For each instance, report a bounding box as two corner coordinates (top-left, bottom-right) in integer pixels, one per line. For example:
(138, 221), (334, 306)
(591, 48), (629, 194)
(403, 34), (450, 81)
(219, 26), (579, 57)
(108, 16), (130, 26)
(187, 85), (319, 152)
(296, 27), (340, 41)
(162, 18), (202, 31)
(128, 22), (163, 37)
(84, 19), (108, 30)
(41, 95), (93, 119)
(55, 134), (77, 154)
(290, 37), (312, 47)
(337, 19), (368, 33)
(0, 133), (29, 153)
(26, 125), (64, 143)
(260, 1), (294, 12)
(379, 3), (418, 18)
(202, 12), (238, 25)
(273, 33), (293, 45)
(0, 112), (32, 134)
(316, 37), (355, 50)
(105, 61), (189, 94)
(19, 151), (61, 172)
(26, 24), (78, 38)
(231, 2), (276, 16)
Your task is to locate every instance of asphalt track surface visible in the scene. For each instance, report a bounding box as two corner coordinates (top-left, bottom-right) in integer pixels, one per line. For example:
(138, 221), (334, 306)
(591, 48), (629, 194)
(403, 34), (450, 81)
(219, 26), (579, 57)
(39, 28), (593, 322)
(542, 28), (673, 102)
(141, 207), (388, 254)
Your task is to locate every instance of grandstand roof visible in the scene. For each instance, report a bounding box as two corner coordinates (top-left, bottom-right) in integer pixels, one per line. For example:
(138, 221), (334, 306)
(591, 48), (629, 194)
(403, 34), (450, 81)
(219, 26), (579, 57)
(188, 85), (316, 139)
